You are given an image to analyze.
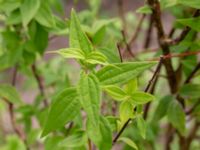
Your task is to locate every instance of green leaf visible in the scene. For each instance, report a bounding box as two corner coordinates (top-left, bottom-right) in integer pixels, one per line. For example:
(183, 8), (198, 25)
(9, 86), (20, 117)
(136, 115), (146, 139)
(103, 85), (127, 101)
(136, 5), (152, 14)
(99, 116), (112, 150)
(60, 131), (87, 148)
(179, 0), (200, 9)
(70, 9), (93, 55)
(86, 51), (108, 65)
(98, 47), (121, 63)
(5, 135), (26, 150)
(118, 137), (138, 150)
(124, 79), (138, 95)
(96, 61), (156, 85)
(119, 101), (133, 123)
(35, 3), (55, 28)
(152, 95), (173, 122)
(177, 17), (200, 32)
(167, 100), (186, 135)
(54, 48), (85, 60)
(20, 0), (40, 26)
(78, 72), (100, 127)
(33, 23), (48, 54)
(180, 84), (200, 98)
(6, 9), (22, 25)
(0, 84), (22, 104)
(42, 88), (80, 137)
(86, 116), (112, 150)
(129, 91), (155, 105)
(161, 0), (179, 8)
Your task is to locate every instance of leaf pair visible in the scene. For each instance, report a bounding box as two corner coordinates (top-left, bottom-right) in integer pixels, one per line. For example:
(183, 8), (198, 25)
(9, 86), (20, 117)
(103, 84), (155, 105)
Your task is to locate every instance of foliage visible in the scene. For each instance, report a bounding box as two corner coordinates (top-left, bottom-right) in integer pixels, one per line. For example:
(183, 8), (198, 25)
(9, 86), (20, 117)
(0, 0), (200, 150)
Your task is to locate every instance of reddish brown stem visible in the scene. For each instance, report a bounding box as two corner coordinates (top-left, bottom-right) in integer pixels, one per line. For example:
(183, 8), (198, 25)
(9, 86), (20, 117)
(144, 15), (154, 49)
(31, 64), (48, 107)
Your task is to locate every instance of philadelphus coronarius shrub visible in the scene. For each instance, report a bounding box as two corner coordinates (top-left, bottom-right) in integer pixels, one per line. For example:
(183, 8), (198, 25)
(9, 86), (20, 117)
(0, 0), (200, 150)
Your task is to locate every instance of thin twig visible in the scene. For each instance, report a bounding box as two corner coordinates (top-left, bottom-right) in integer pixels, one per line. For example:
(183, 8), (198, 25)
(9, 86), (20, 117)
(117, 43), (123, 62)
(143, 74), (159, 119)
(184, 62), (200, 84)
(121, 30), (135, 57)
(173, 9), (200, 44)
(128, 14), (146, 46)
(144, 15), (154, 48)
(88, 139), (92, 150)
(147, 0), (177, 94)
(117, 0), (127, 34)
(31, 64), (48, 107)
(186, 99), (200, 115)
(6, 66), (26, 142)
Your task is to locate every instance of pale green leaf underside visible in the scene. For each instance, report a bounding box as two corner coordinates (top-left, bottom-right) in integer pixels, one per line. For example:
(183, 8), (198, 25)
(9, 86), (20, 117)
(42, 88), (80, 137)
(96, 61), (157, 85)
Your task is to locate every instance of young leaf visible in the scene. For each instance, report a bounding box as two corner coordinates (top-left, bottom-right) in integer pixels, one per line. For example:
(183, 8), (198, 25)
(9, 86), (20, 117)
(0, 84), (22, 104)
(96, 61), (157, 85)
(42, 88), (80, 137)
(78, 72), (100, 127)
(118, 137), (138, 150)
(124, 79), (138, 95)
(86, 51), (108, 65)
(60, 131), (87, 148)
(103, 85), (127, 101)
(119, 101), (133, 123)
(180, 84), (200, 98)
(98, 47), (121, 63)
(129, 91), (155, 105)
(70, 9), (93, 55)
(136, 115), (146, 139)
(167, 100), (186, 136)
(53, 48), (85, 60)
(20, 0), (40, 27)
